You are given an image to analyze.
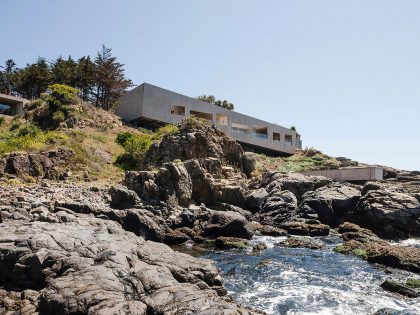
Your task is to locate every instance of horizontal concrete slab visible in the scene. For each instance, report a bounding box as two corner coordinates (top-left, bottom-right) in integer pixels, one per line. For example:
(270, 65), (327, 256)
(300, 167), (383, 181)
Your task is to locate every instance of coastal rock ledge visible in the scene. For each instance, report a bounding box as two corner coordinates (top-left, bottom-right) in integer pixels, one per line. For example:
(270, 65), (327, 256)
(0, 213), (263, 315)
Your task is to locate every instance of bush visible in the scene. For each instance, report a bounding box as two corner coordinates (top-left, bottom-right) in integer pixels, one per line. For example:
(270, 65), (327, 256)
(52, 111), (66, 124)
(26, 99), (45, 111)
(41, 84), (79, 111)
(0, 116), (5, 126)
(153, 124), (179, 140)
(115, 132), (153, 170)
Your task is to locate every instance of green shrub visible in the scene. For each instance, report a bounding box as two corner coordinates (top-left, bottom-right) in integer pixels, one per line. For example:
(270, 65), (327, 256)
(138, 127), (153, 135)
(17, 124), (41, 137)
(52, 111), (66, 124)
(182, 116), (209, 130)
(41, 84), (79, 111)
(26, 99), (45, 111)
(153, 124), (179, 140)
(116, 131), (134, 146)
(115, 132), (153, 170)
(0, 116), (5, 126)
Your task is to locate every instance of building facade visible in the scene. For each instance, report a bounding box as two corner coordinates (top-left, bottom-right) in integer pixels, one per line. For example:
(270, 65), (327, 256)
(116, 83), (301, 156)
(0, 93), (29, 116)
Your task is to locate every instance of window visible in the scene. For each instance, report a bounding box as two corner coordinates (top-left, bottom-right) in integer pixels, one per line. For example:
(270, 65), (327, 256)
(231, 123), (250, 134)
(285, 134), (293, 144)
(190, 110), (213, 123)
(253, 126), (268, 139)
(171, 105), (185, 115)
(273, 132), (281, 141)
(0, 104), (11, 115)
(216, 113), (228, 126)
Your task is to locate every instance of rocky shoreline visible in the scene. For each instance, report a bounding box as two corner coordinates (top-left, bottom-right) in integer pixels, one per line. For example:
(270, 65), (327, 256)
(1, 121), (419, 314)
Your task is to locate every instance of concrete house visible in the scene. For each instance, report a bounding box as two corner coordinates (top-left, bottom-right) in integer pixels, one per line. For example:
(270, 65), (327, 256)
(0, 93), (29, 116)
(116, 83), (302, 156)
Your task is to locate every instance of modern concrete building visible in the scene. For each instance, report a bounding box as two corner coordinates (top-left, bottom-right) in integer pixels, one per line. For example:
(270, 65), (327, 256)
(116, 83), (302, 156)
(0, 93), (29, 116)
(300, 167), (384, 181)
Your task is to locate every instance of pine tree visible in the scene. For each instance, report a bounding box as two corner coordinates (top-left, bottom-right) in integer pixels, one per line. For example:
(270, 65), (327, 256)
(94, 45), (132, 111)
(51, 56), (77, 87)
(75, 56), (96, 101)
(14, 58), (52, 99)
(0, 59), (18, 95)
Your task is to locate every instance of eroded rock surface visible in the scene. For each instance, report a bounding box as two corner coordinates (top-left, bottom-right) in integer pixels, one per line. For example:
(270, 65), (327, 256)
(0, 185), (263, 315)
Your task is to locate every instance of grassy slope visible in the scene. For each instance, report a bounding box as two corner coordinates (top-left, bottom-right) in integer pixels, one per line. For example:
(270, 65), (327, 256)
(0, 105), (143, 183)
(252, 148), (342, 175)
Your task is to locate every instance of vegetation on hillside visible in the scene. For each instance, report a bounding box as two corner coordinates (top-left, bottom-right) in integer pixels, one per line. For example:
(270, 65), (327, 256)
(197, 94), (235, 110)
(115, 124), (179, 170)
(252, 148), (342, 175)
(0, 45), (132, 111)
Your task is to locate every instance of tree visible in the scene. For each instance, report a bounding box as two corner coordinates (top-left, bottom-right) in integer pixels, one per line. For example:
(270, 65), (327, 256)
(197, 94), (234, 110)
(75, 56), (96, 101)
(0, 59), (18, 95)
(14, 58), (52, 99)
(51, 56), (77, 87)
(94, 45), (132, 111)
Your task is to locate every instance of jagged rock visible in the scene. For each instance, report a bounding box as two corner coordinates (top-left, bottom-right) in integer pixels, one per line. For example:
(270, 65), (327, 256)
(246, 188), (269, 211)
(252, 242), (268, 252)
(356, 184), (420, 237)
(219, 203), (252, 220)
(275, 236), (325, 250)
(120, 209), (164, 242)
(255, 190), (299, 226)
(109, 184), (141, 209)
(251, 223), (288, 236)
(143, 120), (254, 176)
(380, 279), (419, 298)
(300, 183), (361, 226)
(0, 215), (262, 315)
(3, 147), (74, 180)
(203, 211), (254, 239)
(253, 172), (332, 201)
(280, 220), (330, 236)
(124, 162), (193, 208)
(336, 223), (420, 273)
(214, 237), (248, 249)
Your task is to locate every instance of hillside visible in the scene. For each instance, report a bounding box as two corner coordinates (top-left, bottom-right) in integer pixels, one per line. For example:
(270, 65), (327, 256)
(0, 98), (142, 184)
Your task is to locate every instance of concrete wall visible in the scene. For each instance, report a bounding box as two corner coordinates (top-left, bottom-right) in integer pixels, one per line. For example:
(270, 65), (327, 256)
(116, 83), (298, 155)
(300, 167), (384, 181)
(0, 93), (29, 116)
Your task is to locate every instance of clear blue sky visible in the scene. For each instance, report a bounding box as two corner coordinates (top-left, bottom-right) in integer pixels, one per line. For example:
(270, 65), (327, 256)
(1, 1), (419, 170)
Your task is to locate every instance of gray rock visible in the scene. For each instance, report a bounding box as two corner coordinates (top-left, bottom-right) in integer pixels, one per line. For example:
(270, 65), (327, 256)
(356, 187), (420, 237)
(109, 184), (141, 209)
(300, 183), (361, 226)
(203, 211), (254, 239)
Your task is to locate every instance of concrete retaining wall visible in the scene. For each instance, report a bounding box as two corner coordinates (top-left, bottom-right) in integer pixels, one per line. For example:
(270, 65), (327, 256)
(300, 167), (383, 181)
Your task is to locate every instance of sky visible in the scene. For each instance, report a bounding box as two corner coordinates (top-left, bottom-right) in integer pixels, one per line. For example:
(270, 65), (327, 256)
(1, 1), (419, 170)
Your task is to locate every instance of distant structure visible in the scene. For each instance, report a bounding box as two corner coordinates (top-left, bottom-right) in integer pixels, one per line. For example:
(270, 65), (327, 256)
(116, 83), (302, 156)
(300, 167), (384, 181)
(0, 93), (29, 116)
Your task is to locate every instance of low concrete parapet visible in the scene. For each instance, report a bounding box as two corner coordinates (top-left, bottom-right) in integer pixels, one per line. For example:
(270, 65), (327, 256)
(300, 167), (383, 181)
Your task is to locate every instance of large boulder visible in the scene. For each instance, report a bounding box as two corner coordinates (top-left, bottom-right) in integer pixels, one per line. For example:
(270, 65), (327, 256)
(336, 223), (420, 273)
(256, 190), (298, 226)
(300, 183), (361, 226)
(124, 162), (193, 207)
(0, 215), (262, 314)
(252, 171), (332, 201)
(3, 147), (74, 180)
(109, 184), (141, 209)
(356, 184), (420, 237)
(143, 119), (255, 176)
(202, 211), (254, 239)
